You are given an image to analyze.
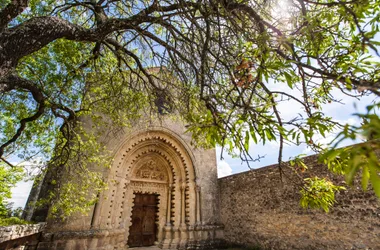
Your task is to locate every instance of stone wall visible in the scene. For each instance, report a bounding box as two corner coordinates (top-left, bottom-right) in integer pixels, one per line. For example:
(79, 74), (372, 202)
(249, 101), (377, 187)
(218, 153), (380, 250)
(29, 115), (223, 249)
(0, 223), (45, 243)
(23, 173), (45, 222)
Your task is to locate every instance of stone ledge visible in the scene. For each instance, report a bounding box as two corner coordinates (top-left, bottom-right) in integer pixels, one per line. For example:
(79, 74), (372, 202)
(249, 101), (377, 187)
(0, 222), (46, 243)
(41, 228), (126, 241)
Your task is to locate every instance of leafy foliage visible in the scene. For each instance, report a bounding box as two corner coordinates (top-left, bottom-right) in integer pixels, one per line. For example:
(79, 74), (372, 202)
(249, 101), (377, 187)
(321, 104), (380, 197)
(0, 164), (24, 217)
(0, 203), (30, 226)
(0, 217), (31, 226)
(300, 177), (346, 212)
(0, 0), (379, 217)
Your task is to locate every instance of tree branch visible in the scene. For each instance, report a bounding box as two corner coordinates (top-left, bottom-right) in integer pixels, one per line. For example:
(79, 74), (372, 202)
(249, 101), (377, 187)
(0, 0), (29, 30)
(0, 75), (45, 158)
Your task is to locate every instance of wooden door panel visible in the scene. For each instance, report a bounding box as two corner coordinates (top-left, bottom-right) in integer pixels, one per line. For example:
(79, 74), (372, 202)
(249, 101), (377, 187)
(143, 207), (156, 233)
(127, 193), (157, 247)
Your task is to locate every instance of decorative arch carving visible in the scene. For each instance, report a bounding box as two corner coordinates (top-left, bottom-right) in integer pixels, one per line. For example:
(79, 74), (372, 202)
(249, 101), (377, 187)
(132, 158), (169, 183)
(111, 129), (197, 182)
(92, 129), (200, 249)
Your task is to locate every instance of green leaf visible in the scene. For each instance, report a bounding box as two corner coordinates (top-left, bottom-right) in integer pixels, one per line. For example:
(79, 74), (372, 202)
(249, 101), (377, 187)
(369, 165), (380, 197)
(249, 125), (258, 144)
(244, 130), (250, 152)
(346, 154), (360, 185)
(362, 165), (370, 191)
(284, 72), (293, 88)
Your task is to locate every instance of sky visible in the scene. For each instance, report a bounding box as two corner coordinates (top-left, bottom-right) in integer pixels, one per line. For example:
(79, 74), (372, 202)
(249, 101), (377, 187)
(8, 90), (377, 209)
(216, 27), (380, 178)
(216, 92), (377, 178)
(6, 0), (380, 209)
(8, 160), (41, 209)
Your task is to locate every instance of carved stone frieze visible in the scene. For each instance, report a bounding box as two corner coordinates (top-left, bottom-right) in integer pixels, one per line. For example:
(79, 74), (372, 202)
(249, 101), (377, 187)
(134, 159), (168, 182)
(130, 181), (167, 193)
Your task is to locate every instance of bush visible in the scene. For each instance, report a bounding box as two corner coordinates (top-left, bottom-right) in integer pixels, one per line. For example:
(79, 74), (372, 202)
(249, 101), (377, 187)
(0, 217), (31, 226)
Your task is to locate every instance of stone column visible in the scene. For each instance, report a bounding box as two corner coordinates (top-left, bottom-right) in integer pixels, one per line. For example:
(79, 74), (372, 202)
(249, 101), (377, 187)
(22, 172), (45, 221)
(90, 193), (101, 228)
(198, 186), (203, 224)
(195, 185), (201, 225)
(187, 183), (196, 244)
(180, 183), (186, 225)
(195, 185), (203, 241)
(180, 183), (188, 247)
(162, 185), (173, 249)
(166, 184), (172, 225)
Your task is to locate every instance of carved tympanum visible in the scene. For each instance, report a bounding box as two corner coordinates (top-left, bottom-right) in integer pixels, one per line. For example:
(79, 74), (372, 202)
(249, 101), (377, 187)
(134, 160), (168, 182)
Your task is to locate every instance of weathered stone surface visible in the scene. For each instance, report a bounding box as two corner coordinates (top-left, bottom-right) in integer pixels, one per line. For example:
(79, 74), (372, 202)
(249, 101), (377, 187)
(29, 115), (223, 250)
(0, 223), (45, 243)
(218, 153), (380, 250)
(22, 172), (45, 222)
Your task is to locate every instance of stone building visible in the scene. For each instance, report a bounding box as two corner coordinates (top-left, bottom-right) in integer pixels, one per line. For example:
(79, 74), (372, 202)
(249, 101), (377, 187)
(22, 122), (380, 250)
(26, 115), (223, 250)
(21, 68), (223, 249)
(21, 70), (380, 250)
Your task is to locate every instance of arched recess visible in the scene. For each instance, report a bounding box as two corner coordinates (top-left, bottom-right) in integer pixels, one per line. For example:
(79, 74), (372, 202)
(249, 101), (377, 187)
(91, 129), (201, 248)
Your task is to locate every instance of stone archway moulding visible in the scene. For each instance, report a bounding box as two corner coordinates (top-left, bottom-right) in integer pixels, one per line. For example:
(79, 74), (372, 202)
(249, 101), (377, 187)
(110, 126), (200, 178)
(91, 128), (202, 249)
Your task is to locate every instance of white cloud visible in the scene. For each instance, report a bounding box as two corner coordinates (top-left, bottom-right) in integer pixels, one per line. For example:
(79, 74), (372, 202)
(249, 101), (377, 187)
(9, 180), (34, 209)
(11, 158), (44, 177)
(217, 160), (232, 178)
(8, 159), (44, 209)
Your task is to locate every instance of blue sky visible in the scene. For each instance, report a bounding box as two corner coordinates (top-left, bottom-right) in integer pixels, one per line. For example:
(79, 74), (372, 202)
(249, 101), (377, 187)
(7, 3), (380, 209)
(9, 91), (377, 208)
(216, 92), (378, 178)
(216, 32), (380, 178)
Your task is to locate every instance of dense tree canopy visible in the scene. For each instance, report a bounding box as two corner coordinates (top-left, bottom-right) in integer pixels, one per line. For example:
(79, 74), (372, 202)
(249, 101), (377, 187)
(0, 0), (379, 216)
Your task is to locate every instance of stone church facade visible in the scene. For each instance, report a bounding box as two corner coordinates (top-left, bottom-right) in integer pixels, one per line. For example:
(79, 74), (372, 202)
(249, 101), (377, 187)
(22, 115), (380, 250)
(21, 72), (380, 250)
(29, 117), (224, 250)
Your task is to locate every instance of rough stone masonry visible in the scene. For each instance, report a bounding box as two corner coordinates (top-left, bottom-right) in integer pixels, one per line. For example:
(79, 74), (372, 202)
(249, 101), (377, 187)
(13, 142), (380, 250)
(26, 115), (224, 250)
(218, 152), (380, 250)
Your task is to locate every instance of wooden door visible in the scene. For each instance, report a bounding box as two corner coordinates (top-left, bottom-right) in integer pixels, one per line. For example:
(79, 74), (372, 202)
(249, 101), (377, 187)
(128, 193), (157, 247)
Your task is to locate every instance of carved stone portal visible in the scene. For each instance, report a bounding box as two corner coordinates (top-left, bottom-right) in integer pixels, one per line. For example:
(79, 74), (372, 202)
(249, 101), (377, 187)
(88, 130), (215, 249)
(30, 128), (223, 250)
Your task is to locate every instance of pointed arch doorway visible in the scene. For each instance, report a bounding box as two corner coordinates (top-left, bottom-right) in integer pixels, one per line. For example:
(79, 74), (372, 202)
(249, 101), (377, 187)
(92, 130), (201, 249)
